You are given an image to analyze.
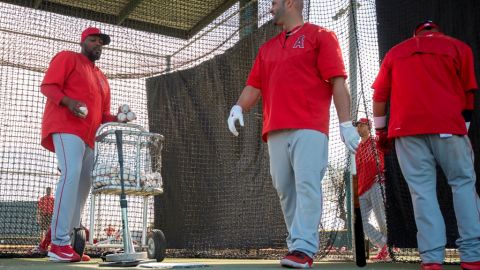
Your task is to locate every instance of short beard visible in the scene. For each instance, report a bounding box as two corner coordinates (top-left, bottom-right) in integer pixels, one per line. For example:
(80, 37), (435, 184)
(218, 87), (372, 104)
(87, 52), (101, 62)
(81, 43), (101, 62)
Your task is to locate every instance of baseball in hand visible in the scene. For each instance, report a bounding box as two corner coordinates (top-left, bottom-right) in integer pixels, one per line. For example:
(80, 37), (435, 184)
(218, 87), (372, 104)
(117, 112), (127, 122)
(126, 111), (136, 121)
(119, 104), (130, 114)
(78, 106), (88, 116)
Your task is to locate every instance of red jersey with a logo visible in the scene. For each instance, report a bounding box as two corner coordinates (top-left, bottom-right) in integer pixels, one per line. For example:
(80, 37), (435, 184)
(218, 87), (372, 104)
(246, 23), (347, 142)
(41, 51), (116, 152)
(372, 32), (477, 138)
(38, 195), (55, 215)
(356, 137), (384, 196)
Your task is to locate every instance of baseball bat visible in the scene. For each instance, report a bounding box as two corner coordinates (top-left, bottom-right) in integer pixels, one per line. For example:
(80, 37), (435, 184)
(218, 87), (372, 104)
(351, 154), (366, 267)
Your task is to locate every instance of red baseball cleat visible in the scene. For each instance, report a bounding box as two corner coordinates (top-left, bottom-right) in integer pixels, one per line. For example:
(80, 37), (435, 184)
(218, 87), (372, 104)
(48, 244), (81, 262)
(81, 254), (91, 262)
(461, 261), (480, 270)
(280, 250), (313, 269)
(371, 245), (391, 261)
(421, 263), (443, 270)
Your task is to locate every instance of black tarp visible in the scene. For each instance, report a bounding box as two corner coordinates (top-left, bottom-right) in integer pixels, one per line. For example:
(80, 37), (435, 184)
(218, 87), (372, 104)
(146, 23), (288, 250)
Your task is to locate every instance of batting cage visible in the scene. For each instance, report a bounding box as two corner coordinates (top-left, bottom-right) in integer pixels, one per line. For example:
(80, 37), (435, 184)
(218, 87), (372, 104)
(0, 0), (479, 265)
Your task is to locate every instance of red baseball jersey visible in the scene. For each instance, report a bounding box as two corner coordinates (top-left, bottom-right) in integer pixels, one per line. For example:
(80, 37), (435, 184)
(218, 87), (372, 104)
(41, 51), (116, 152)
(38, 195), (54, 215)
(356, 137), (384, 196)
(246, 23), (347, 142)
(372, 32), (477, 138)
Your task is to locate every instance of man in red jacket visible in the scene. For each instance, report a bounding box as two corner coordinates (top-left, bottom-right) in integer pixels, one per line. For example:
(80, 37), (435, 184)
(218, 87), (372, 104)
(37, 187), (55, 239)
(372, 21), (480, 270)
(39, 27), (130, 262)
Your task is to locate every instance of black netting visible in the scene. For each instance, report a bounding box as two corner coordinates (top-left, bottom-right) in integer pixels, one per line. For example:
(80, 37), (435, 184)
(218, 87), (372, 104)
(0, 0), (375, 261)
(2, 0), (476, 265)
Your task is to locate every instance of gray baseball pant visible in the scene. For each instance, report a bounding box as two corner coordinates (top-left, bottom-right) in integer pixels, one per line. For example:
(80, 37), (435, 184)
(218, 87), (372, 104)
(51, 133), (93, 246)
(395, 134), (480, 263)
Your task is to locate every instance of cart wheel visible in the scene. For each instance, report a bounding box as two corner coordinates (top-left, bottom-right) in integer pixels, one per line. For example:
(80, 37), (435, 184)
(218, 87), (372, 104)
(147, 229), (166, 262)
(72, 227), (86, 256)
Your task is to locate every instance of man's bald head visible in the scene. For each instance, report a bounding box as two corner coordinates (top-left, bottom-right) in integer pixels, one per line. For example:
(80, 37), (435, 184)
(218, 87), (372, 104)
(270, 0), (304, 27)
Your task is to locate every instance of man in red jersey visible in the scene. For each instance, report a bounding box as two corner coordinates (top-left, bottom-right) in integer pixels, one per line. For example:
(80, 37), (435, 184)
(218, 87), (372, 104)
(227, 0), (359, 268)
(354, 118), (389, 261)
(37, 187), (55, 238)
(372, 21), (480, 270)
(39, 27), (132, 262)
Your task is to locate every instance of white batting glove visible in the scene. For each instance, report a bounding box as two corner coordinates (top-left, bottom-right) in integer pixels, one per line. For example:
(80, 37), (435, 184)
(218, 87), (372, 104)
(340, 121), (360, 154)
(466, 122), (471, 131)
(227, 105), (244, 136)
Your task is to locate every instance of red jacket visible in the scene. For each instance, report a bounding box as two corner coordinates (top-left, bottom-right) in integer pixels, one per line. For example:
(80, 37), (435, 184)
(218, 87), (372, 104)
(41, 51), (116, 152)
(246, 23), (347, 142)
(372, 32), (477, 138)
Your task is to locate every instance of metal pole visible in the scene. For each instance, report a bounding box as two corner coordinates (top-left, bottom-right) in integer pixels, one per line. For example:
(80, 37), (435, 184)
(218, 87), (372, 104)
(142, 197), (148, 247)
(89, 195), (96, 245)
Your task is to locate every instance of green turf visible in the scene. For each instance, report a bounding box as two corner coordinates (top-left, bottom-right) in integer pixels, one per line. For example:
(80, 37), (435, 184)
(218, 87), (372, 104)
(0, 258), (461, 270)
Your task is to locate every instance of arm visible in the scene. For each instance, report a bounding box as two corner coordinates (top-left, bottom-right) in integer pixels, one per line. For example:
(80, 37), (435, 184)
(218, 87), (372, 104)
(228, 46), (262, 136)
(459, 45), (477, 130)
(41, 52), (87, 118)
(236, 85), (261, 111)
(372, 54), (391, 128)
(373, 101), (390, 152)
(373, 101), (387, 118)
(373, 101), (387, 128)
(41, 84), (66, 106)
(331, 76), (352, 123)
(331, 77), (359, 153)
(41, 84), (87, 118)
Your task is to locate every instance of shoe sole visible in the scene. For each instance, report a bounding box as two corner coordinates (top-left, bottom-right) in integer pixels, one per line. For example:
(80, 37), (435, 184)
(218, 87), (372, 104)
(48, 252), (80, 262)
(280, 259), (312, 269)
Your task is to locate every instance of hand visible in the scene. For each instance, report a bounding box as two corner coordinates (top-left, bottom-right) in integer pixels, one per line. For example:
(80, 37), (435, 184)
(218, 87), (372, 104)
(375, 129), (392, 153)
(339, 121), (359, 153)
(227, 105), (244, 136)
(61, 96), (87, 119)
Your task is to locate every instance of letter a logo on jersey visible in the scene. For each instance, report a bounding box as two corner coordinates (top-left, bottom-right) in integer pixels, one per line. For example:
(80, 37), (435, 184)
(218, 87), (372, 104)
(293, 35), (305, 48)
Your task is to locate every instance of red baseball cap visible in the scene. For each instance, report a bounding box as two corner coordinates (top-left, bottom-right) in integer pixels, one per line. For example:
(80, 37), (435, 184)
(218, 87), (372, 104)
(81, 27), (110, 45)
(356, 118), (371, 126)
